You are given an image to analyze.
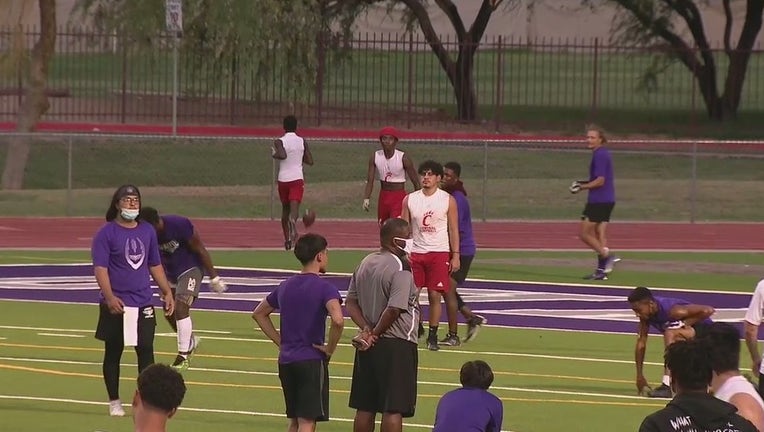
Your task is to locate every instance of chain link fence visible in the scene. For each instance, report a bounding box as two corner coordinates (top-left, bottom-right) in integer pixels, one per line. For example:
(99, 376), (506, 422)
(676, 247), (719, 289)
(0, 133), (762, 222)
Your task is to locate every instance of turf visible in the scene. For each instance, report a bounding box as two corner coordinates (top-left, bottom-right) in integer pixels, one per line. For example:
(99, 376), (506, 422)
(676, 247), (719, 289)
(0, 249), (759, 432)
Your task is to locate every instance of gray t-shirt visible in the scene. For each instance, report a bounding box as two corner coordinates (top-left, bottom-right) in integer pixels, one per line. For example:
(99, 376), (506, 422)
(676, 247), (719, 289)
(346, 251), (420, 343)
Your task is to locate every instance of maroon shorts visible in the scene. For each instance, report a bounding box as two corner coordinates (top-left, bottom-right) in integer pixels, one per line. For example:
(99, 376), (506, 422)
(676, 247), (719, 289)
(377, 189), (407, 225)
(410, 252), (451, 292)
(278, 179), (304, 204)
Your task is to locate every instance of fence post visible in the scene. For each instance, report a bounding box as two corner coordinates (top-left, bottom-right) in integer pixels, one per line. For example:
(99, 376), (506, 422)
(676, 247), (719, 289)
(120, 32), (127, 124)
(494, 36), (503, 132)
(66, 137), (73, 217)
(590, 37), (599, 119)
(315, 32), (325, 127)
(407, 32), (414, 129)
(229, 55), (238, 125)
(482, 140), (488, 222)
(270, 157), (275, 220)
(690, 141), (697, 223)
(171, 32), (179, 136)
(689, 43), (698, 223)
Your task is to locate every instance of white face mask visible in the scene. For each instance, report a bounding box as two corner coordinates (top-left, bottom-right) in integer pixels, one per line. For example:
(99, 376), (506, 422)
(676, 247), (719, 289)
(393, 237), (413, 255)
(121, 208), (139, 221)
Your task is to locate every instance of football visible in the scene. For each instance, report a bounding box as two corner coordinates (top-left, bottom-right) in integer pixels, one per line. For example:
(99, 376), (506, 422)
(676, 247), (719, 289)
(302, 209), (316, 228)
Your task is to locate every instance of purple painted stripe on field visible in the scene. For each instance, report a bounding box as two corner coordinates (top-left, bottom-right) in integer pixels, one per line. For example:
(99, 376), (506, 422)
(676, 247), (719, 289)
(0, 264), (754, 336)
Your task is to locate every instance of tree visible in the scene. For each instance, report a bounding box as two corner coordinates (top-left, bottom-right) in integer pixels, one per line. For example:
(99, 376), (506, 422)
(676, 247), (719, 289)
(1, 0), (57, 190)
(591, 0), (764, 120)
(345, 0), (509, 121)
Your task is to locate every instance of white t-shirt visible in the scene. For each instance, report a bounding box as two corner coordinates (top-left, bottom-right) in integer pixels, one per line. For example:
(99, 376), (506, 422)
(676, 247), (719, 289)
(277, 132), (305, 182)
(715, 375), (764, 412)
(744, 279), (764, 373)
(374, 149), (406, 183)
(407, 188), (451, 253)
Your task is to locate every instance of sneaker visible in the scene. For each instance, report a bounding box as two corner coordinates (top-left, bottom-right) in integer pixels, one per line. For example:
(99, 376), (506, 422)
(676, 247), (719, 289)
(647, 384), (673, 398)
(171, 354), (190, 371)
(583, 270), (608, 281)
(465, 315), (487, 343)
(604, 255), (620, 274)
(284, 239), (293, 251)
(427, 339), (440, 351)
(439, 333), (461, 347)
(109, 399), (125, 417)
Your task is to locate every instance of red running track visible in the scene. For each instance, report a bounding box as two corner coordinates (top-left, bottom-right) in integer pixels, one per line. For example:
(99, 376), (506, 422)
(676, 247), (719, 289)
(0, 217), (761, 250)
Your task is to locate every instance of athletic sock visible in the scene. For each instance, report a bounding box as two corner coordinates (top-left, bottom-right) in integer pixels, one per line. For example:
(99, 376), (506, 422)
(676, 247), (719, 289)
(177, 317), (193, 354)
(428, 326), (438, 341)
(662, 375), (671, 386)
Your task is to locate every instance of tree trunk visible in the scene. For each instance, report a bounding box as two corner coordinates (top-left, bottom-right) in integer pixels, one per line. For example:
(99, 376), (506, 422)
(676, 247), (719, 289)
(1, 0), (57, 190)
(453, 44), (478, 122)
(453, 62), (477, 121)
(720, 0), (764, 119)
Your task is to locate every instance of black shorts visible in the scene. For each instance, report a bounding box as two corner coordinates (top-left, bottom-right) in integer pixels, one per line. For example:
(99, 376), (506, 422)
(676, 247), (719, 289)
(278, 359), (330, 421)
(95, 302), (157, 345)
(349, 338), (418, 417)
(581, 202), (615, 223)
(450, 255), (474, 284)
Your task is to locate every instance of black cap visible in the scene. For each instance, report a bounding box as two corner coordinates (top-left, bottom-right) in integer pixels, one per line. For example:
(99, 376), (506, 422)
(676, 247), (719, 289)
(115, 184), (141, 200)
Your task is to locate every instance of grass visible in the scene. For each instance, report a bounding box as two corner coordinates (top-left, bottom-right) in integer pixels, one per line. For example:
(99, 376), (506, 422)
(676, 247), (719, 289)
(0, 248), (759, 432)
(1, 137), (763, 221)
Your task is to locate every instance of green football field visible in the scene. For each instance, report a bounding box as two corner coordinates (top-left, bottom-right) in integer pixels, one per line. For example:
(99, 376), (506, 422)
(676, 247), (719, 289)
(0, 249), (761, 432)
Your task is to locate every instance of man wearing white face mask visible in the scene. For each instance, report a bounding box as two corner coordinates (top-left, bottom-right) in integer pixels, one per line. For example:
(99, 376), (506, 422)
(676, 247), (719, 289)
(92, 184), (175, 417)
(346, 218), (420, 432)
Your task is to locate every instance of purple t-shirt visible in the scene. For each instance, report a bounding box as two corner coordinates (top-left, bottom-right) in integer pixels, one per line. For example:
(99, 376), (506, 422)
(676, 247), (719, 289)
(452, 190), (476, 256)
(265, 273), (343, 364)
(91, 221), (161, 307)
(433, 387), (503, 432)
(156, 215), (203, 282)
(587, 146), (615, 203)
(646, 295), (713, 333)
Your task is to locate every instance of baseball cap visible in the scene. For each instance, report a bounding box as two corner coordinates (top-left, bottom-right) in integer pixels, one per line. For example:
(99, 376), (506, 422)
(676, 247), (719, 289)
(379, 126), (399, 140)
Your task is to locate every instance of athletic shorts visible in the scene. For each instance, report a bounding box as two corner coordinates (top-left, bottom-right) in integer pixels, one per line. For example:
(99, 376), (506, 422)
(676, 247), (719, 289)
(278, 179), (305, 204)
(171, 267), (203, 306)
(95, 302), (157, 345)
(349, 338), (418, 417)
(377, 189), (407, 225)
(410, 252), (451, 292)
(450, 255), (474, 285)
(581, 202), (615, 223)
(278, 359), (330, 421)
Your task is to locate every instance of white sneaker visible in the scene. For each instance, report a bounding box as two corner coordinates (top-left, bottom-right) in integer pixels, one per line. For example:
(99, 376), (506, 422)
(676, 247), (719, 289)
(109, 399), (125, 417)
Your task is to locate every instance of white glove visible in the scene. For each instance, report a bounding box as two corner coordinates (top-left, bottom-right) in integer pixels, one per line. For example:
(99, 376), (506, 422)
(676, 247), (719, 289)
(362, 198), (370, 212)
(209, 276), (228, 293)
(569, 181), (582, 194)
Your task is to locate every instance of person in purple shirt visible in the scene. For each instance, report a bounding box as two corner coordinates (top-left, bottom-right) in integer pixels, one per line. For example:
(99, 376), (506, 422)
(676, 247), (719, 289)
(252, 233), (345, 430)
(569, 124), (620, 280)
(441, 162), (486, 345)
(139, 207), (229, 372)
(91, 184), (175, 417)
(628, 286), (716, 399)
(433, 360), (504, 432)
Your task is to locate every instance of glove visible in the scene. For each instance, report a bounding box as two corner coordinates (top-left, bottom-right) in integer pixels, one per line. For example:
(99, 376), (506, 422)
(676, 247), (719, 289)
(664, 320), (686, 331)
(209, 276), (228, 293)
(362, 198), (370, 212)
(569, 181), (582, 194)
